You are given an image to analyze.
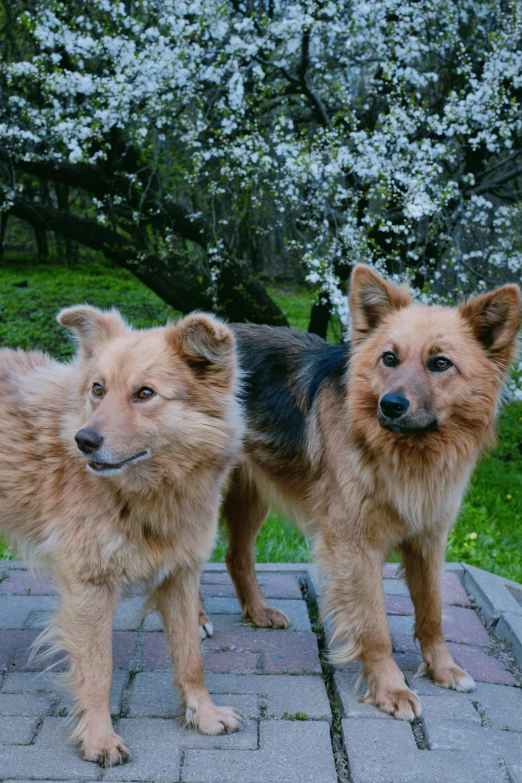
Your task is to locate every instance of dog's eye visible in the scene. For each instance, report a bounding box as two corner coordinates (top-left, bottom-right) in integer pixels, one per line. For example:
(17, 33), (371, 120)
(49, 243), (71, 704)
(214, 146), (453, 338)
(136, 387), (155, 401)
(382, 352), (398, 367)
(429, 357), (452, 372)
(92, 383), (104, 397)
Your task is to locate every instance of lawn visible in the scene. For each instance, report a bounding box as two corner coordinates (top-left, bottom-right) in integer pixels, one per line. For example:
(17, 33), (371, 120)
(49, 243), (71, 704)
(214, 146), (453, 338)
(0, 257), (520, 582)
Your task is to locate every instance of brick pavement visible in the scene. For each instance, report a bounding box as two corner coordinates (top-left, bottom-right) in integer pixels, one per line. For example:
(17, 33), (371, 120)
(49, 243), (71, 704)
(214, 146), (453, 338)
(0, 560), (520, 783)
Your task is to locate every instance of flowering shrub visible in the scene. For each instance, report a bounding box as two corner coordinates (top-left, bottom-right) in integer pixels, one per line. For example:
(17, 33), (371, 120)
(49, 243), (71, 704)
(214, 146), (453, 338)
(1, 1), (521, 357)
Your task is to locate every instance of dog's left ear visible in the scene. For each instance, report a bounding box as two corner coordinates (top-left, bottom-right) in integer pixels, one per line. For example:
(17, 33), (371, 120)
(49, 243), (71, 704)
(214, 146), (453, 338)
(458, 285), (521, 374)
(167, 313), (236, 389)
(57, 306), (127, 359)
(349, 265), (411, 344)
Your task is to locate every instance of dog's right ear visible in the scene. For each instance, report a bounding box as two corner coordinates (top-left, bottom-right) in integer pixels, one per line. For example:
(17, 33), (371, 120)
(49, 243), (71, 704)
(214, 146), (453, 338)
(349, 265), (411, 344)
(57, 306), (127, 359)
(166, 313), (236, 391)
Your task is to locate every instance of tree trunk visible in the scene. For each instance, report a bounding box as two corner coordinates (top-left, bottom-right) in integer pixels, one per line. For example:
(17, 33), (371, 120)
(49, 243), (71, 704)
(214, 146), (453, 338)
(307, 297), (331, 338)
(0, 211), (8, 266)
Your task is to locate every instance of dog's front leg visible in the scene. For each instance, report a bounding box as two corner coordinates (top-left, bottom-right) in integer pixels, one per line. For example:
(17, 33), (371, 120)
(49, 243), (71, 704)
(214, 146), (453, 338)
(153, 567), (242, 735)
(318, 535), (422, 721)
(55, 579), (128, 766)
(400, 532), (475, 692)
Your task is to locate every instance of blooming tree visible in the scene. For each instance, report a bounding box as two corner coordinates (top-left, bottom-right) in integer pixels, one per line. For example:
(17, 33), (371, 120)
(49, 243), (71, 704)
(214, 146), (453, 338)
(1, 0), (521, 338)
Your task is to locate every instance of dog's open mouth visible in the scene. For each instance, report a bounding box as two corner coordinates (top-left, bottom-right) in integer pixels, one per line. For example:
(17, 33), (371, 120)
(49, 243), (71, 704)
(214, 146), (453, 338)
(88, 450), (150, 474)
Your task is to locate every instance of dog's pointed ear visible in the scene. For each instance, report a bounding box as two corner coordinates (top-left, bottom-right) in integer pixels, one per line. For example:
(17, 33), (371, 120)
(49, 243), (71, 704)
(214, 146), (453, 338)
(458, 285), (521, 374)
(57, 306), (128, 359)
(349, 265), (411, 343)
(167, 313), (236, 389)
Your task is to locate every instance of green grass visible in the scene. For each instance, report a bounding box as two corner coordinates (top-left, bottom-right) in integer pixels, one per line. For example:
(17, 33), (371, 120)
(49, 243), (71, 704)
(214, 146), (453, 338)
(0, 257), (520, 582)
(0, 258), (179, 361)
(446, 401), (522, 582)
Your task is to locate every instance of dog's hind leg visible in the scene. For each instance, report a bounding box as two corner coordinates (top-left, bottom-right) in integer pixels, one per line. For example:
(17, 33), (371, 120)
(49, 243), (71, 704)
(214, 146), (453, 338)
(51, 579), (130, 766)
(153, 567), (242, 734)
(223, 470), (290, 629)
(400, 531), (475, 693)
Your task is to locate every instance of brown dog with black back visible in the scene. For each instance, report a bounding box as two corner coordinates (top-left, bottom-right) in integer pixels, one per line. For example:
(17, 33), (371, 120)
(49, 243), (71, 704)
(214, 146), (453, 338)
(0, 307), (243, 765)
(215, 266), (520, 720)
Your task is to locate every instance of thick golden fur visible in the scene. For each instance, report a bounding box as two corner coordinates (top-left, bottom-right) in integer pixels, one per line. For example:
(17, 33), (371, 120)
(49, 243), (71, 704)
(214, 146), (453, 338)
(0, 307), (244, 765)
(220, 266), (521, 721)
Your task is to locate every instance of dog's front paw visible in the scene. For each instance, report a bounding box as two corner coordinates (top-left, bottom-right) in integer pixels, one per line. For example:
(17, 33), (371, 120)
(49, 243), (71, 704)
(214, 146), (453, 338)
(363, 682), (422, 722)
(416, 661), (475, 692)
(245, 604), (290, 629)
(80, 731), (131, 767)
(186, 701), (243, 735)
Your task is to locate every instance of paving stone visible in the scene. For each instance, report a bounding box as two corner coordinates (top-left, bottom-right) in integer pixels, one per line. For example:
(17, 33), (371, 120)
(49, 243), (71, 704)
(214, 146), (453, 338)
(442, 572), (472, 608)
(127, 672), (259, 718)
(447, 643), (517, 685)
(201, 573), (236, 585)
(200, 582), (241, 598)
(0, 692), (53, 716)
(204, 653), (260, 674)
(473, 682), (522, 732)
(392, 634), (422, 654)
(0, 715), (39, 745)
(205, 673), (331, 722)
(103, 718), (258, 782)
(0, 630), (39, 670)
(141, 634), (260, 673)
(382, 563), (401, 578)
(25, 609), (54, 630)
(0, 717), (99, 779)
(423, 716), (522, 782)
(388, 615), (416, 636)
(424, 716), (522, 753)
(0, 596), (56, 629)
(203, 631), (321, 674)
(113, 596), (146, 630)
(202, 574), (302, 600)
(1, 670), (56, 693)
(342, 717), (508, 783)
(385, 595), (415, 614)
(182, 721), (337, 783)
(142, 631), (320, 674)
(388, 608), (490, 646)
(382, 573), (471, 607)
(143, 610), (163, 631)
(420, 692), (481, 723)
(383, 578), (410, 596)
(200, 597), (312, 631)
(0, 559), (28, 570)
(0, 570), (56, 596)
(10, 630), (138, 672)
(394, 652), (423, 671)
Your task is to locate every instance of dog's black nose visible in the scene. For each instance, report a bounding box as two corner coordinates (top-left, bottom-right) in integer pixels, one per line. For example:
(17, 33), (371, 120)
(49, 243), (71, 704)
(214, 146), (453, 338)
(75, 428), (103, 454)
(380, 393), (410, 419)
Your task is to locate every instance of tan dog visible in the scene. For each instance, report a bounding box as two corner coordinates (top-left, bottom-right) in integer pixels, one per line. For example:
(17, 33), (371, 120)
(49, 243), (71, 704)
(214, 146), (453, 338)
(216, 266), (520, 720)
(0, 306), (243, 765)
